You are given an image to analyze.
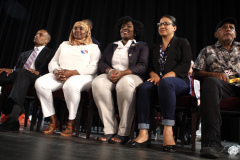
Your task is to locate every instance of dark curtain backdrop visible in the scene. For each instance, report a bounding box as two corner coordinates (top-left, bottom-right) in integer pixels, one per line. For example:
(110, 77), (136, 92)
(1, 0), (240, 68)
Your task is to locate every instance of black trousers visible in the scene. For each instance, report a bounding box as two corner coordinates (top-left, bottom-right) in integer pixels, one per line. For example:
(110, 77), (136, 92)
(201, 77), (240, 145)
(0, 68), (39, 111)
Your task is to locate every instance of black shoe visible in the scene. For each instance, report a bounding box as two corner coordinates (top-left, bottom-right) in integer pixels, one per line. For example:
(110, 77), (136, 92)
(200, 138), (224, 159)
(0, 117), (20, 131)
(163, 145), (176, 152)
(128, 139), (151, 148)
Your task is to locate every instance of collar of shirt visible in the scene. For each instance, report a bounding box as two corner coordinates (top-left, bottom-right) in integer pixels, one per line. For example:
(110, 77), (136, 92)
(114, 39), (136, 49)
(215, 41), (240, 49)
(34, 46), (45, 56)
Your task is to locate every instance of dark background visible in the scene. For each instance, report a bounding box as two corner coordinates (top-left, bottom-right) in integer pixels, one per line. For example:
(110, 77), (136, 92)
(1, 0), (240, 68)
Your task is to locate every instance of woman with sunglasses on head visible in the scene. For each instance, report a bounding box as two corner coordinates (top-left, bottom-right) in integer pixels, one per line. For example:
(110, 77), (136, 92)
(128, 15), (192, 152)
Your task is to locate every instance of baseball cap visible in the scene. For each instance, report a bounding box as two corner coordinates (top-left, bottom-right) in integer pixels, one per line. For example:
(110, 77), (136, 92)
(215, 17), (236, 32)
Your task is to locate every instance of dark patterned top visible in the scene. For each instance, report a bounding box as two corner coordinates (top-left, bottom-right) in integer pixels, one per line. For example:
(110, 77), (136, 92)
(158, 45), (167, 77)
(194, 41), (240, 73)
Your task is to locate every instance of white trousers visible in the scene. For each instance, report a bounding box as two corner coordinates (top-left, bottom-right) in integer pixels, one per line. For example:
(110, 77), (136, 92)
(35, 73), (94, 120)
(92, 74), (143, 136)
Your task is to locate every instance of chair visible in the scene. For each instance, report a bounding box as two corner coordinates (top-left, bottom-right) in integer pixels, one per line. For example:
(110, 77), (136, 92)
(219, 97), (240, 144)
(175, 95), (199, 151)
(30, 89), (67, 132)
(84, 89), (136, 139)
(151, 94), (198, 151)
(199, 97), (240, 149)
(30, 88), (90, 138)
(0, 84), (36, 127)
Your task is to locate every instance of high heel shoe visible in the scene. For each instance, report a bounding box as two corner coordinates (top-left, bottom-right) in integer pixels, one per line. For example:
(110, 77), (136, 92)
(128, 139), (151, 148)
(163, 145), (176, 152)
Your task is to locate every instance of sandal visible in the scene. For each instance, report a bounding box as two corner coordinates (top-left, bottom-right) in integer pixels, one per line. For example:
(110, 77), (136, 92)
(43, 123), (60, 134)
(97, 134), (116, 143)
(61, 122), (75, 137)
(109, 134), (130, 145)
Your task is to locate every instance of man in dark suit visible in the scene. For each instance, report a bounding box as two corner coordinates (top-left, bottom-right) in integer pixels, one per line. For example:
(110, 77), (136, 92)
(83, 19), (101, 47)
(0, 29), (54, 131)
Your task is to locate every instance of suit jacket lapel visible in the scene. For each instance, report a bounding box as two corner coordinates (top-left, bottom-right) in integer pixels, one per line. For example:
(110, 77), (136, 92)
(35, 47), (47, 66)
(164, 36), (176, 66)
(23, 49), (34, 64)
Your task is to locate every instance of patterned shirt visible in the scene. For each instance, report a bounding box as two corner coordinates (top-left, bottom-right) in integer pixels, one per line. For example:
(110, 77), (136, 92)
(193, 41), (240, 86)
(194, 41), (240, 73)
(158, 44), (167, 77)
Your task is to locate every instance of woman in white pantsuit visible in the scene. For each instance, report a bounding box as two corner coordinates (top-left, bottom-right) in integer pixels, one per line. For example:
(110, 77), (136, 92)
(35, 21), (101, 136)
(92, 16), (149, 144)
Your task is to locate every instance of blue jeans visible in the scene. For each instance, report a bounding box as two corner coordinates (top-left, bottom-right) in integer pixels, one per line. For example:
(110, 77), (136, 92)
(137, 77), (189, 129)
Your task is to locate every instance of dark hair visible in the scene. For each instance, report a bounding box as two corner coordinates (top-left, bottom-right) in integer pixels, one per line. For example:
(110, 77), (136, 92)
(115, 16), (144, 41)
(161, 15), (177, 26)
(83, 19), (93, 28)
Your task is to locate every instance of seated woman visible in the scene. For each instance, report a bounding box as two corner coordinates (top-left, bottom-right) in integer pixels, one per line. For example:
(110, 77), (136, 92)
(92, 16), (149, 144)
(35, 21), (101, 136)
(128, 15), (192, 151)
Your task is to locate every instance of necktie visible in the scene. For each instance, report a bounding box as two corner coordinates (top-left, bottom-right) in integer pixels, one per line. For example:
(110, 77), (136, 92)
(23, 48), (38, 69)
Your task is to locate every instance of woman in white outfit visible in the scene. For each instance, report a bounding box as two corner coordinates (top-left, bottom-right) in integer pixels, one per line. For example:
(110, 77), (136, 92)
(35, 21), (101, 136)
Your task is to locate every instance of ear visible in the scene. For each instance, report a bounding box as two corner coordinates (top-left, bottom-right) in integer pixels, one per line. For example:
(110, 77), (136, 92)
(214, 32), (218, 38)
(173, 26), (177, 32)
(45, 38), (50, 44)
(234, 31), (237, 38)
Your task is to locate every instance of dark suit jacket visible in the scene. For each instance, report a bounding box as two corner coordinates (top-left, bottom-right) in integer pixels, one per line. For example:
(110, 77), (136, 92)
(149, 36), (192, 84)
(98, 41), (149, 79)
(91, 36), (100, 47)
(14, 46), (54, 76)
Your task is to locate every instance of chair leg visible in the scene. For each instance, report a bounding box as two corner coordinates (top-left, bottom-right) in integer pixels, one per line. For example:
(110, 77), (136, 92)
(180, 113), (187, 146)
(174, 112), (182, 143)
(0, 94), (7, 114)
(173, 125), (178, 142)
(36, 107), (43, 132)
(97, 118), (101, 133)
(130, 114), (136, 140)
(59, 102), (67, 132)
(30, 97), (39, 131)
(191, 107), (198, 151)
(86, 99), (94, 139)
(24, 100), (30, 127)
(239, 118), (240, 145)
(75, 100), (84, 137)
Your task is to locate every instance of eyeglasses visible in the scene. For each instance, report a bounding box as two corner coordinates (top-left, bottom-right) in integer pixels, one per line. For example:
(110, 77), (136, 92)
(157, 22), (173, 27)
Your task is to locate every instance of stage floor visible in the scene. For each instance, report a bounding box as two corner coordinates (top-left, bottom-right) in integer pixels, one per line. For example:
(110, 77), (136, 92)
(0, 125), (239, 160)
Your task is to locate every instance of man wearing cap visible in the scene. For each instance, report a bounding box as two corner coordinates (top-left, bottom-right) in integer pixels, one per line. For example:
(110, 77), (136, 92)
(193, 17), (239, 158)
